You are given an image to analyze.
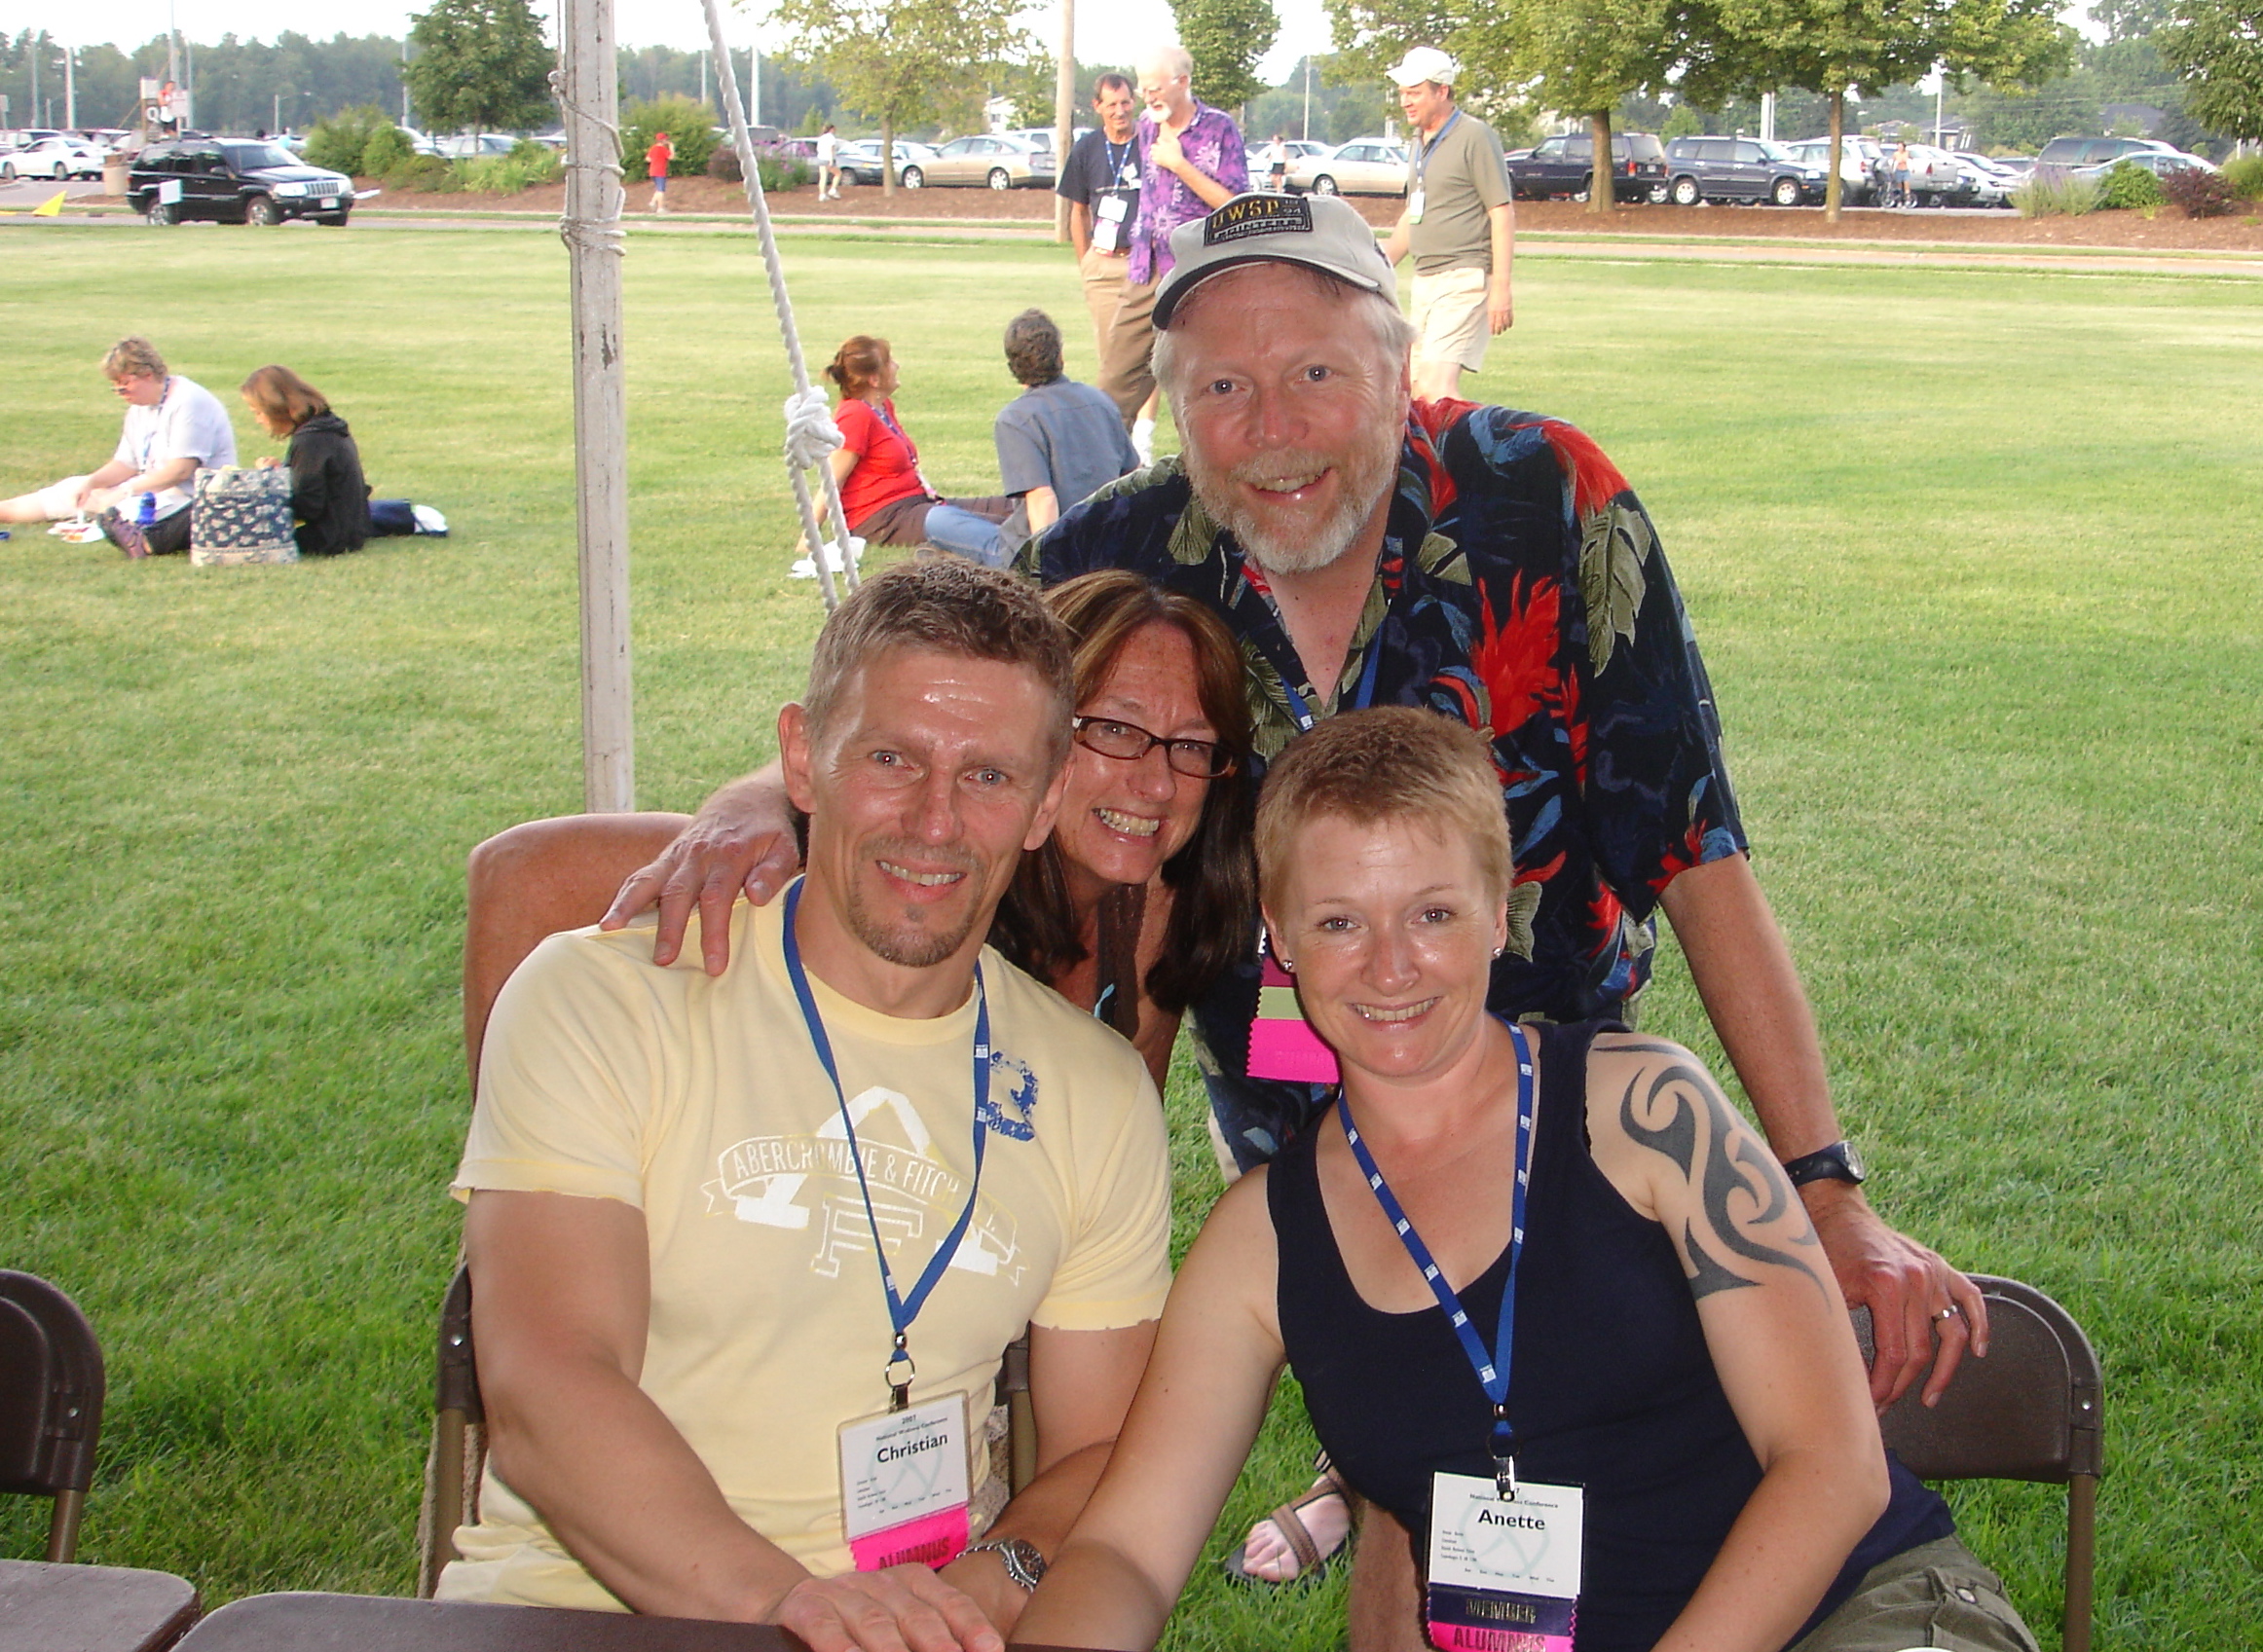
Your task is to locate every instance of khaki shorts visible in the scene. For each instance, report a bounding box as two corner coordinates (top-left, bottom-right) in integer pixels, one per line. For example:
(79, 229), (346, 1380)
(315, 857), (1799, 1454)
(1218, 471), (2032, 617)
(1790, 1537), (2041, 1652)
(1410, 265), (1493, 376)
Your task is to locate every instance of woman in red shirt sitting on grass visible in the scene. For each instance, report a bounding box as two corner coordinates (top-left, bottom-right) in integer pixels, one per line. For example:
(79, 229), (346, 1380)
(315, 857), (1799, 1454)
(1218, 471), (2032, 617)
(823, 334), (1018, 567)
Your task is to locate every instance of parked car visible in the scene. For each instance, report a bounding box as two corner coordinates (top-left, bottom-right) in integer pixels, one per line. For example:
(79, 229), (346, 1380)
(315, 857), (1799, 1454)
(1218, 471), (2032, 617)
(900, 133), (1054, 190)
(1008, 127), (1091, 153)
(1286, 137), (1410, 197)
(1661, 136), (1827, 205)
(1948, 153), (2024, 206)
(835, 139), (935, 187)
(1, 136), (107, 179)
(2036, 134), (2177, 169)
(2071, 147), (2219, 183)
(1897, 143), (1980, 203)
(436, 133), (520, 160)
(1782, 136), (1880, 204)
(129, 137), (353, 226)
(1247, 137), (1329, 170)
(1504, 131), (1665, 202)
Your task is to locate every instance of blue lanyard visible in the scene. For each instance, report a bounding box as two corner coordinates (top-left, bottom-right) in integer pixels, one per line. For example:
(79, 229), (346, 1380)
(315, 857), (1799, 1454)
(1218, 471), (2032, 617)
(1414, 110), (1462, 190)
(781, 879), (991, 1411)
(1104, 136), (1131, 188)
(1338, 1020), (1535, 1498)
(135, 377), (173, 474)
(1278, 625), (1388, 732)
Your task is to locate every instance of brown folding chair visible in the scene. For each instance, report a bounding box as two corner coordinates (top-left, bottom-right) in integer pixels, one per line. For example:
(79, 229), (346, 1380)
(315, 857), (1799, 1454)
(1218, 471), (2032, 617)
(417, 814), (1037, 1597)
(1861, 1274), (2103, 1652)
(0, 1269), (106, 1562)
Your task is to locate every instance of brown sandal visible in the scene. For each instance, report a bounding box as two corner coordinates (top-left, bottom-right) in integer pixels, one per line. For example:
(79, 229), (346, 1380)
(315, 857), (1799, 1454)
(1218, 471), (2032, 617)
(1221, 1455), (1354, 1587)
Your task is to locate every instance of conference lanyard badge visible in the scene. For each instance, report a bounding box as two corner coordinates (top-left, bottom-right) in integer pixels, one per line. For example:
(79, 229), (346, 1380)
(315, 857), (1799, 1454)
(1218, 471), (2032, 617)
(838, 1391), (974, 1573)
(1425, 1471), (1583, 1652)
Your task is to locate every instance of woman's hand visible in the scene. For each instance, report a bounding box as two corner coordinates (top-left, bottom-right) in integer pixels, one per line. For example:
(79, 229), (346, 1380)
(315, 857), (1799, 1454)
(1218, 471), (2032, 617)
(255, 457), (281, 470)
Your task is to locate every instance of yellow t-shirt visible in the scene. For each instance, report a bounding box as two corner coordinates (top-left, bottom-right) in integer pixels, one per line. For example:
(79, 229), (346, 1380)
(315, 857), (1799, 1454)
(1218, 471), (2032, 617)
(437, 896), (1172, 1610)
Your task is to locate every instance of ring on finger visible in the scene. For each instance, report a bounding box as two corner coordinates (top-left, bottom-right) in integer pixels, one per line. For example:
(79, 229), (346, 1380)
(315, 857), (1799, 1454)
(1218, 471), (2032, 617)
(1932, 1304), (1962, 1322)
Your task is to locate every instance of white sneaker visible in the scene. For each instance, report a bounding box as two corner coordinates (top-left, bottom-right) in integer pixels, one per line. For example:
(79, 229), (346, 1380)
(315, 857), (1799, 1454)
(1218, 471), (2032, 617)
(1132, 418), (1155, 466)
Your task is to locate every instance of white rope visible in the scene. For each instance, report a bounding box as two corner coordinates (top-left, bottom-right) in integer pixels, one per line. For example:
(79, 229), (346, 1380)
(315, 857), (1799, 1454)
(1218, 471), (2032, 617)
(699, 0), (860, 609)
(549, 66), (626, 264)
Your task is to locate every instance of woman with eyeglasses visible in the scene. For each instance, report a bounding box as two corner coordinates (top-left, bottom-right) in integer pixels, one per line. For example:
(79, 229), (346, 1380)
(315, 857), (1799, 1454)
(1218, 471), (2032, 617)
(989, 569), (1256, 1093)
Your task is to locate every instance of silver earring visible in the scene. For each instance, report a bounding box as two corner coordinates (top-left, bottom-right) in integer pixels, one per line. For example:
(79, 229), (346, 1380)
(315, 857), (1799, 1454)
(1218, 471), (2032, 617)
(1277, 956), (1293, 972)
(1492, 945), (1504, 959)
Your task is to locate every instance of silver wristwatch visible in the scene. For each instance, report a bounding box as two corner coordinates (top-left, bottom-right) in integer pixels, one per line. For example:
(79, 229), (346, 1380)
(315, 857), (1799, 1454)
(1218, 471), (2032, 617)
(967, 1535), (1048, 1591)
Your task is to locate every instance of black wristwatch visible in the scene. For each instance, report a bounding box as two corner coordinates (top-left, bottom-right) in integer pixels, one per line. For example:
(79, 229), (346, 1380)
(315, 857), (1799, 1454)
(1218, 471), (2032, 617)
(1781, 1139), (1867, 1189)
(968, 1535), (1048, 1591)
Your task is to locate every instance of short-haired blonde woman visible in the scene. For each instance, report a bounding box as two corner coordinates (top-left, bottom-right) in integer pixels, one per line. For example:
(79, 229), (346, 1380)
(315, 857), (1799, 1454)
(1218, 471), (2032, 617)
(1014, 708), (2038, 1652)
(240, 365), (371, 558)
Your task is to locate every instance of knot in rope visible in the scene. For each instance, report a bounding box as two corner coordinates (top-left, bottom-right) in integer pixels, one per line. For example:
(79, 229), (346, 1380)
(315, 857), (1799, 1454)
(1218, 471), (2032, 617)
(783, 387), (844, 469)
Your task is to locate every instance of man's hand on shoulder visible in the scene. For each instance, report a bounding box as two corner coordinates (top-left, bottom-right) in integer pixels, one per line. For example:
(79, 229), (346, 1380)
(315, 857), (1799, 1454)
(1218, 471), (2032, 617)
(599, 766), (799, 973)
(1802, 1180), (1988, 1410)
(776, 1565), (1005, 1652)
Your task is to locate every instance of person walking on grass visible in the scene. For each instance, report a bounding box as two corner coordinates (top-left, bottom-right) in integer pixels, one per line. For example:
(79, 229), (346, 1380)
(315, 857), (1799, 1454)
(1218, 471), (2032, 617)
(817, 124), (841, 201)
(648, 129), (674, 212)
(1378, 48), (1516, 404)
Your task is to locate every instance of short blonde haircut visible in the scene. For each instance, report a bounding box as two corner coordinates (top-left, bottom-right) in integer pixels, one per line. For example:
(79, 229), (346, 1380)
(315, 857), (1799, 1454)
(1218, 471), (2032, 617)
(1255, 707), (1509, 912)
(102, 336), (167, 381)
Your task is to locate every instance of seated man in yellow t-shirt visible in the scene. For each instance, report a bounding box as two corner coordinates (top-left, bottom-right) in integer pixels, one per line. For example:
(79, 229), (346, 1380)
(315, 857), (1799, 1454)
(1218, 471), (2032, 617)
(440, 561), (1172, 1652)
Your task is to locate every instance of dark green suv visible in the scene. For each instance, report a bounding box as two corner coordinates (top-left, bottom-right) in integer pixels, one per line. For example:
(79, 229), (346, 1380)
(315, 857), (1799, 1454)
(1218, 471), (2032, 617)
(128, 136), (354, 227)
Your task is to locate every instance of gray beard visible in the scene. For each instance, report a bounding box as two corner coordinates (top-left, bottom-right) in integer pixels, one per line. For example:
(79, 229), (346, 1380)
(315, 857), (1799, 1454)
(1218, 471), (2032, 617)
(1184, 426), (1401, 577)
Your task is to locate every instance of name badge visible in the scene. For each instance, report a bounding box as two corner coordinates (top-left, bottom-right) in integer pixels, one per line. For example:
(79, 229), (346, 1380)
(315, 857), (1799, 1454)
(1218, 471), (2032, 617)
(1408, 186), (1426, 224)
(1245, 951), (1339, 1083)
(837, 1393), (972, 1572)
(1425, 1472), (1582, 1652)
(1097, 193), (1130, 222)
(1094, 218), (1122, 252)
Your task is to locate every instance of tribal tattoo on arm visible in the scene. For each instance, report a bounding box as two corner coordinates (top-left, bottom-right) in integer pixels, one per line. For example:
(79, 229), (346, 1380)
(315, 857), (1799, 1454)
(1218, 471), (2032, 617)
(1612, 1041), (1832, 1303)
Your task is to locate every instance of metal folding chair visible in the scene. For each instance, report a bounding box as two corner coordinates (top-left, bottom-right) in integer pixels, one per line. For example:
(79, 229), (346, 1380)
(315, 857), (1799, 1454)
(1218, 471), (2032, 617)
(417, 814), (1035, 1597)
(1863, 1274), (2104, 1652)
(0, 1270), (106, 1562)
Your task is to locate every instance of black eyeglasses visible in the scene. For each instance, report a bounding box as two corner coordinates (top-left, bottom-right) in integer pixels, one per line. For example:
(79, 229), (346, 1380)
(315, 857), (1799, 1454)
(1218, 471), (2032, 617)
(1072, 716), (1237, 779)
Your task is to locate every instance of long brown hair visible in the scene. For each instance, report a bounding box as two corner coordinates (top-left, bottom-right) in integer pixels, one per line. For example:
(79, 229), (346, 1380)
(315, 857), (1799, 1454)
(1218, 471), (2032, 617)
(990, 570), (1257, 1016)
(240, 365), (331, 433)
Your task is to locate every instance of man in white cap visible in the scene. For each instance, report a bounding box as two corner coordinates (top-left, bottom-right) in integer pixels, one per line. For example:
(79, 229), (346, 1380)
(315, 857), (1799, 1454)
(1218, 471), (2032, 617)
(1378, 47), (1515, 402)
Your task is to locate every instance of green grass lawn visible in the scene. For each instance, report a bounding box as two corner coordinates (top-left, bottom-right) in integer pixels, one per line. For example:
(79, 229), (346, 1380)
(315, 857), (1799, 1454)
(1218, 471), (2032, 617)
(1, 224), (2257, 1649)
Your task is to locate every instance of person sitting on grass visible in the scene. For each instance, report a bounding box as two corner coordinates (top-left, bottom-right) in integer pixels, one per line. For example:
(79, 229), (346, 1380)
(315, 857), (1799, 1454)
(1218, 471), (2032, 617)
(0, 335), (235, 558)
(824, 334), (1019, 568)
(240, 365), (372, 559)
(1011, 706), (2042, 1652)
(991, 311), (1140, 546)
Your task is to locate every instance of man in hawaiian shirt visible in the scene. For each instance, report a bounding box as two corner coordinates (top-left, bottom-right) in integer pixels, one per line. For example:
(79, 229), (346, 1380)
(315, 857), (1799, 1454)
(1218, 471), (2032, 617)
(1097, 43), (1248, 463)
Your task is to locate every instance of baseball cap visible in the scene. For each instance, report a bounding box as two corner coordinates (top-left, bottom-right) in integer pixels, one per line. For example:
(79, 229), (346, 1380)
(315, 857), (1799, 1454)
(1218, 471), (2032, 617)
(1152, 193), (1398, 330)
(1387, 47), (1458, 87)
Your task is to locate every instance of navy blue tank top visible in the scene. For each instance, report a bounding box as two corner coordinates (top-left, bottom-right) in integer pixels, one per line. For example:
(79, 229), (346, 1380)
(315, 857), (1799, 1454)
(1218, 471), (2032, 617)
(1270, 1020), (1952, 1652)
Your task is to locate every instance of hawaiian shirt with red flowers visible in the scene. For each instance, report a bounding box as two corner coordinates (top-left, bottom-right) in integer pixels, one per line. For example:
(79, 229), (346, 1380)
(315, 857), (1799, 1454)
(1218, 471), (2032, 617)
(1021, 400), (1746, 1134)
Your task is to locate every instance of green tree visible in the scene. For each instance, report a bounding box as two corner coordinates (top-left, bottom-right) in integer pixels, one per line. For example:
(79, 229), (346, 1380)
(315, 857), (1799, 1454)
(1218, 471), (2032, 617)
(1323, 0), (1682, 211)
(304, 104), (395, 173)
(1691, 0), (2069, 218)
(1171, 0), (1282, 115)
(2157, 0), (2263, 139)
(622, 95), (721, 179)
(402, 0), (553, 138)
(774, 0), (1037, 196)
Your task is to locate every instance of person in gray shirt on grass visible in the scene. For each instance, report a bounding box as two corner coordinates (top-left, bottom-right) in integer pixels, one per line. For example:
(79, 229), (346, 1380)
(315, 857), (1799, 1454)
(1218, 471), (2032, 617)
(993, 310), (1140, 545)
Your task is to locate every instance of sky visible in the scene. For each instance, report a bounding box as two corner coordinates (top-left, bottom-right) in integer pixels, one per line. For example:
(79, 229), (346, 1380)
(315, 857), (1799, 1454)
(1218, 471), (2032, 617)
(7, 0), (1341, 87)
